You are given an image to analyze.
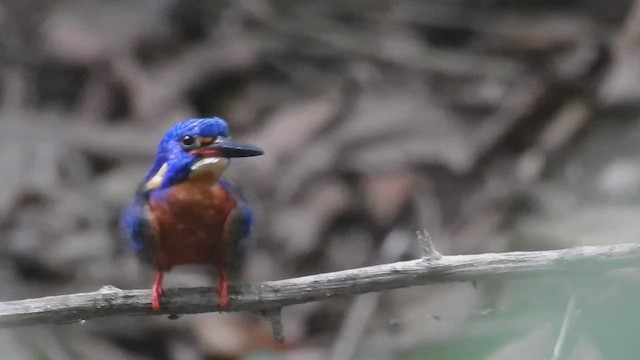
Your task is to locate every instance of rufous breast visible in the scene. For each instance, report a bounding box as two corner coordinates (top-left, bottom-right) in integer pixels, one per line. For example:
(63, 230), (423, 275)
(147, 159), (237, 270)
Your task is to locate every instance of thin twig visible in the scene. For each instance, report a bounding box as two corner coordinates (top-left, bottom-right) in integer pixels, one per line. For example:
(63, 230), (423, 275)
(0, 243), (639, 332)
(551, 295), (578, 360)
(257, 308), (285, 343)
(516, 98), (591, 184)
(331, 229), (414, 360)
(331, 293), (381, 360)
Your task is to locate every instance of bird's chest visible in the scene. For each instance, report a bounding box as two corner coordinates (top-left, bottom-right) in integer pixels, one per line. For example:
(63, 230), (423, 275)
(148, 179), (236, 269)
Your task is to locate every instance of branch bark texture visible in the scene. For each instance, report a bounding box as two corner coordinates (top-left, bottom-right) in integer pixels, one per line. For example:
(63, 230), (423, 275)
(1, 243), (639, 328)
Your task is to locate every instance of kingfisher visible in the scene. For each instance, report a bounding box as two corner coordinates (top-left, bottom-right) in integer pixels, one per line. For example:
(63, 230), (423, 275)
(120, 117), (263, 310)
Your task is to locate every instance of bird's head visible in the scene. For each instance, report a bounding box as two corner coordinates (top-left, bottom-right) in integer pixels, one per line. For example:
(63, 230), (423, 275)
(143, 117), (263, 190)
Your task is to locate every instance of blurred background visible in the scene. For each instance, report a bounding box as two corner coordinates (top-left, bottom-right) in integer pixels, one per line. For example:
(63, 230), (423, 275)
(2, 0), (640, 359)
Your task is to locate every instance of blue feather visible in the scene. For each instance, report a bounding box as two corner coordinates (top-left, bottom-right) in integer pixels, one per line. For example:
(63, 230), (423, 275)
(144, 117), (230, 183)
(219, 179), (254, 270)
(119, 188), (152, 254)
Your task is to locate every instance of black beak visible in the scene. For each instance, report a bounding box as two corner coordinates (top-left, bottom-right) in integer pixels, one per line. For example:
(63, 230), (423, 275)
(214, 138), (264, 158)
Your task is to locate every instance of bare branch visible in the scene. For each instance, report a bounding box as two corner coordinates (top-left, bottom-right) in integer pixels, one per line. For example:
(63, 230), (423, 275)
(0, 243), (639, 332)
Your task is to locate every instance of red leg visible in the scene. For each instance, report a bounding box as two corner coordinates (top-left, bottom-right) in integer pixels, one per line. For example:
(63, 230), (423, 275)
(151, 271), (164, 311)
(216, 268), (228, 307)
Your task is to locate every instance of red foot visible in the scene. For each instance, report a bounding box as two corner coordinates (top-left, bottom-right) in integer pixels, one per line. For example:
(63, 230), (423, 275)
(216, 268), (228, 307)
(151, 271), (164, 311)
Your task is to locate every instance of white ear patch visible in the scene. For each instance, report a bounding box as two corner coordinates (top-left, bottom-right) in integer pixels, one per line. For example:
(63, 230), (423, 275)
(145, 163), (168, 190)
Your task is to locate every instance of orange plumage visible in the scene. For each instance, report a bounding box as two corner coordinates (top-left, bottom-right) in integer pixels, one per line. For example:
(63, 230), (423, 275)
(148, 179), (237, 271)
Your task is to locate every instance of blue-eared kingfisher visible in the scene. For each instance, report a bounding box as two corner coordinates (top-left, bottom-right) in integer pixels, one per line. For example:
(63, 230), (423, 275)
(120, 117), (263, 310)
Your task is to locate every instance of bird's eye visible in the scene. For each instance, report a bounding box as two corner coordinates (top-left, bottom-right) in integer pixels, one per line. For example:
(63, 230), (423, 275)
(179, 135), (199, 149)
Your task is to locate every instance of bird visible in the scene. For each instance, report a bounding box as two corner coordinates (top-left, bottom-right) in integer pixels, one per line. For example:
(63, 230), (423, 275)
(119, 117), (263, 311)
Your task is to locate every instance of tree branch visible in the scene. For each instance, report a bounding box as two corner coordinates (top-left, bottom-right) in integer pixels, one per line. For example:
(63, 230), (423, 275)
(1, 243), (639, 330)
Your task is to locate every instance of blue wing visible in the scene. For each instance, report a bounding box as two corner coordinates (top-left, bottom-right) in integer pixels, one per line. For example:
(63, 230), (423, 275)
(119, 185), (157, 264)
(220, 179), (254, 272)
